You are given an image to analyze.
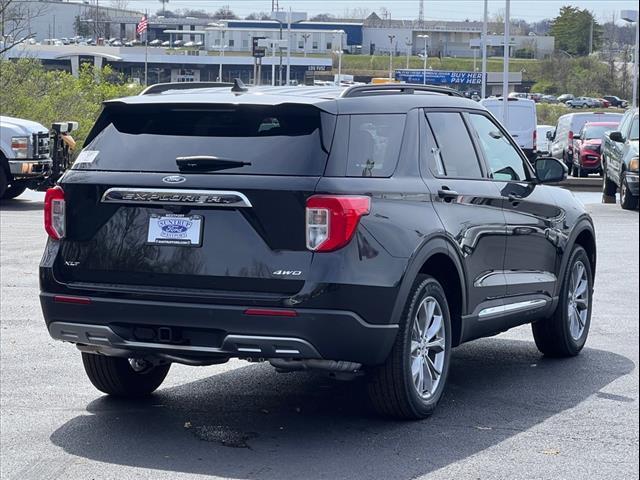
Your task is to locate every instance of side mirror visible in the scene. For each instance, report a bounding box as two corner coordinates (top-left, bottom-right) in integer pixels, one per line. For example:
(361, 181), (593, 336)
(609, 131), (624, 143)
(546, 130), (555, 141)
(572, 133), (581, 140)
(535, 157), (567, 184)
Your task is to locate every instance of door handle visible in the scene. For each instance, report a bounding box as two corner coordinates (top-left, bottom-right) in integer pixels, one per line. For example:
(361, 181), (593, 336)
(438, 188), (459, 199)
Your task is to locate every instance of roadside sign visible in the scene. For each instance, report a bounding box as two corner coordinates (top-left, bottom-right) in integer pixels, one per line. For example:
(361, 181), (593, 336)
(395, 69), (484, 85)
(252, 36), (266, 58)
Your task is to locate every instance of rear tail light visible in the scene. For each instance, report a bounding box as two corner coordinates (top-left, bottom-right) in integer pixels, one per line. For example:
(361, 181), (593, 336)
(533, 129), (537, 151)
(54, 295), (91, 305)
(306, 195), (370, 252)
(44, 186), (66, 240)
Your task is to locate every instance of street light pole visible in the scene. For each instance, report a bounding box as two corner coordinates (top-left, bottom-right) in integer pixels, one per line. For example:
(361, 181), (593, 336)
(502, 0), (511, 127)
(218, 27), (226, 82)
(635, 14), (639, 108)
(417, 34), (429, 85)
(302, 33), (310, 57)
(481, 0), (488, 98)
(622, 9), (639, 108)
(388, 34), (396, 80)
(333, 30), (344, 85)
(405, 38), (412, 69)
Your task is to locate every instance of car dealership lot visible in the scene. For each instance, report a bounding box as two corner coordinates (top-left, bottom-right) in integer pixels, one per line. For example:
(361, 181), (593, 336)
(1, 193), (638, 480)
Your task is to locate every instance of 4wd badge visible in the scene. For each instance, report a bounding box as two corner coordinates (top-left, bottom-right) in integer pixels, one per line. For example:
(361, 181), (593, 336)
(272, 270), (302, 276)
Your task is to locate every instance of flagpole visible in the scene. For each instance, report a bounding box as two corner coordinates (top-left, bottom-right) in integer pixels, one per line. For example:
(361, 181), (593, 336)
(144, 10), (149, 86)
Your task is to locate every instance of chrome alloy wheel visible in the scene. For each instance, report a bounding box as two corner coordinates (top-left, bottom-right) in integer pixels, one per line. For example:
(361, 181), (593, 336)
(568, 260), (589, 341)
(410, 296), (446, 398)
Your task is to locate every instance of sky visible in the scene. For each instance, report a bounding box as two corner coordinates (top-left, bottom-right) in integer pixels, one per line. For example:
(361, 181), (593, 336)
(126, 0), (639, 23)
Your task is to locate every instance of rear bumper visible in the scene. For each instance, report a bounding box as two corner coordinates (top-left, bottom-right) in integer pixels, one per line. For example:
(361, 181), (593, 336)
(40, 293), (398, 366)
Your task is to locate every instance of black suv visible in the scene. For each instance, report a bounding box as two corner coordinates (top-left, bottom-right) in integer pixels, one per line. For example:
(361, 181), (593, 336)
(40, 83), (596, 419)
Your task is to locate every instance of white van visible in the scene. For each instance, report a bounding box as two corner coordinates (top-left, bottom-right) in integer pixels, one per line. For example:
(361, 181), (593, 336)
(480, 97), (537, 160)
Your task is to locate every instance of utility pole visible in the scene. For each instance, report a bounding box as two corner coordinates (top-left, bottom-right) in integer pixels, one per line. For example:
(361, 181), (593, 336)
(418, 0), (425, 29)
(388, 34), (396, 80)
(481, 0), (488, 98)
(405, 39), (412, 69)
(502, 0), (510, 127)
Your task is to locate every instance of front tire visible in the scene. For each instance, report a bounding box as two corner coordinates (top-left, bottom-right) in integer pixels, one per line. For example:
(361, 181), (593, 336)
(368, 275), (452, 419)
(620, 175), (639, 210)
(532, 245), (593, 357)
(1, 182), (28, 200)
(82, 353), (170, 397)
(0, 168), (8, 198)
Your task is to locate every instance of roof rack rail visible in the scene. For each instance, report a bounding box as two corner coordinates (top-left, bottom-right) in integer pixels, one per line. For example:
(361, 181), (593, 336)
(341, 83), (464, 98)
(140, 81), (234, 95)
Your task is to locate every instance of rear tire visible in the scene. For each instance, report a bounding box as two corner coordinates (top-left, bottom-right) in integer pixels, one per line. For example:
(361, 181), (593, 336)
(367, 275), (452, 419)
(532, 245), (592, 357)
(81, 353), (170, 397)
(620, 175), (639, 210)
(602, 169), (617, 196)
(571, 164), (579, 177)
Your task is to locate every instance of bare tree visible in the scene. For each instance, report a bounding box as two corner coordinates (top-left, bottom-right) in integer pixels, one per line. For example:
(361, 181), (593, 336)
(110, 0), (130, 11)
(1, 0), (47, 55)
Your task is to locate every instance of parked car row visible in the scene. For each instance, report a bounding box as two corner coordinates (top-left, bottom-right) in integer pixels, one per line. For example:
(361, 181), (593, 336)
(543, 107), (638, 210)
(509, 92), (628, 108)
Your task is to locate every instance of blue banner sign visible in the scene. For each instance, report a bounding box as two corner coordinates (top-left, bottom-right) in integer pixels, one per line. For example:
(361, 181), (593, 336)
(395, 69), (484, 85)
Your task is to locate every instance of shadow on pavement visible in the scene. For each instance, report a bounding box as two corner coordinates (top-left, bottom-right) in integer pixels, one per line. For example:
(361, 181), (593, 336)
(50, 338), (635, 480)
(0, 199), (43, 212)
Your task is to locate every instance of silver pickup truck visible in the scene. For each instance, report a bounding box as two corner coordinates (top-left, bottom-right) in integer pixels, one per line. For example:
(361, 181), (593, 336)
(602, 108), (639, 210)
(1, 116), (77, 200)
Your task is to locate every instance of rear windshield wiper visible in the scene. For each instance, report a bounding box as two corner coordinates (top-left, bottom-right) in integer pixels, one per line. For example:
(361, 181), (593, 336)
(176, 156), (252, 172)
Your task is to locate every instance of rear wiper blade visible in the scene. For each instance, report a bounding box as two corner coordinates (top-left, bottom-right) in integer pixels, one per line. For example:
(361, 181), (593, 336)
(176, 156), (252, 171)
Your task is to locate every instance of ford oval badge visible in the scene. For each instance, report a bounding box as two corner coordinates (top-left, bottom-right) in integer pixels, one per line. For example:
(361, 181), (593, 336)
(162, 175), (186, 184)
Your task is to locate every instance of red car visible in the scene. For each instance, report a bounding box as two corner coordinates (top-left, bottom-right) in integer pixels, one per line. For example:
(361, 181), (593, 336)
(571, 121), (620, 176)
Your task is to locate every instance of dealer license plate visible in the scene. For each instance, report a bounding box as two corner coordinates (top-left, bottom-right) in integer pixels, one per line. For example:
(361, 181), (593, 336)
(147, 214), (203, 247)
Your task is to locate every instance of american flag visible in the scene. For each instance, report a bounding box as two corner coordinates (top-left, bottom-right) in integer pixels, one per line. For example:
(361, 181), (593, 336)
(136, 15), (148, 35)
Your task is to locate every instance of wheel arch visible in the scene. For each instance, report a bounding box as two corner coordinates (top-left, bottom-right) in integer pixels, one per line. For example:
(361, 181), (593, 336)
(391, 236), (467, 348)
(559, 220), (597, 292)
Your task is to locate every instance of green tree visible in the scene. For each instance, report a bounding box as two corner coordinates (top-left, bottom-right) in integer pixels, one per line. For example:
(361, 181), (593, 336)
(0, 59), (142, 148)
(550, 6), (602, 56)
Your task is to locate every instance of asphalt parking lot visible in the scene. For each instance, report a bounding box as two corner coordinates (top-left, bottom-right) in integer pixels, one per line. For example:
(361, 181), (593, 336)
(1, 191), (638, 480)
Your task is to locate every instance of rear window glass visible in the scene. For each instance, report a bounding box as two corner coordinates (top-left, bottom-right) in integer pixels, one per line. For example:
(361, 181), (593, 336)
(583, 124), (617, 139)
(571, 114), (622, 134)
(76, 103), (335, 176)
(346, 114), (406, 177)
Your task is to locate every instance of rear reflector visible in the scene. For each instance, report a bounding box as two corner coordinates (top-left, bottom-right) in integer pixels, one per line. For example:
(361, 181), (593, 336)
(54, 295), (92, 305)
(44, 186), (66, 240)
(306, 195), (370, 252)
(244, 308), (298, 317)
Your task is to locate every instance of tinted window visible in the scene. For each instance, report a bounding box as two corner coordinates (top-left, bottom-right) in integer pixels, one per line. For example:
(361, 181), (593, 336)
(468, 113), (528, 182)
(426, 112), (483, 178)
(77, 104), (335, 176)
(346, 114), (406, 177)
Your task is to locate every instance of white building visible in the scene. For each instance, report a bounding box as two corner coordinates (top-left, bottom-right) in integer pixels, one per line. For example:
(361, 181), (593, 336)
(4, 0), (142, 42)
(362, 13), (554, 59)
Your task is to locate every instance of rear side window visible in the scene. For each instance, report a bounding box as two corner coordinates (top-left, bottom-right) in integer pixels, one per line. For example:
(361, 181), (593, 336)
(426, 112), (483, 178)
(77, 103), (335, 176)
(346, 114), (406, 177)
